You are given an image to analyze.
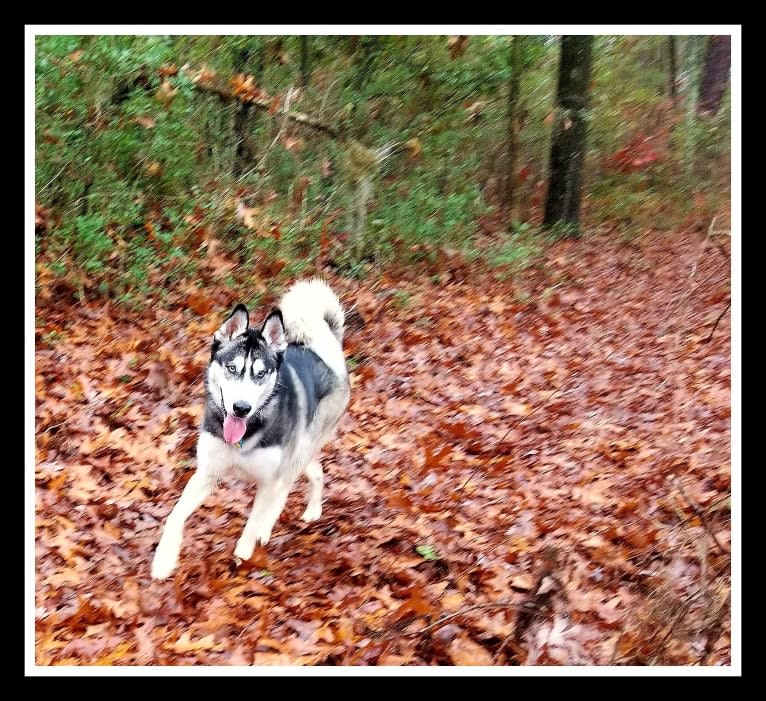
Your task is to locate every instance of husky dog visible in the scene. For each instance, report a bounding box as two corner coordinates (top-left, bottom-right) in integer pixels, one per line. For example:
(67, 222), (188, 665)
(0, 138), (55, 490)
(151, 279), (350, 580)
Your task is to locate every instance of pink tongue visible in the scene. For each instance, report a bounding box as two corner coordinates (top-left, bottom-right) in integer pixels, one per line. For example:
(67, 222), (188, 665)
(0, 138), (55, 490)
(223, 415), (248, 444)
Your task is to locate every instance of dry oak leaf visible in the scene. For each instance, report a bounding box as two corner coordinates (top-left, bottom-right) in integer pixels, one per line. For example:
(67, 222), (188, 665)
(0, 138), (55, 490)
(156, 79), (178, 108)
(236, 201), (260, 230)
(448, 635), (493, 666)
(187, 290), (213, 316)
(164, 631), (225, 653)
(133, 116), (156, 129)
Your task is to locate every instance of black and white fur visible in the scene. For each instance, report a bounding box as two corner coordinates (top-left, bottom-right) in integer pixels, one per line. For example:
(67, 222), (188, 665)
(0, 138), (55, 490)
(151, 279), (350, 579)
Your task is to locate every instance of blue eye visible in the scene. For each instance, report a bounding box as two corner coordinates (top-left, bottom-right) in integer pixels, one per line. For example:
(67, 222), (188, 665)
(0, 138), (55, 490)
(256, 369), (267, 379)
(226, 364), (237, 374)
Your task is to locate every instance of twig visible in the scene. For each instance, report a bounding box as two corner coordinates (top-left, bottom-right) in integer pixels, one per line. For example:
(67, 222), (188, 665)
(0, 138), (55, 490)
(690, 215), (717, 280)
(660, 259), (728, 330)
(660, 217), (726, 326)
(493, 628), (524, 664)
(609, 632), (624, 665)
(39, 164), (68, 192)
(670, 475), (730, 555)
(649, 557), (730, 665)
(650, 596), (696, 664)
(396, 601), (527, 640)
(703, 298), (730, 344)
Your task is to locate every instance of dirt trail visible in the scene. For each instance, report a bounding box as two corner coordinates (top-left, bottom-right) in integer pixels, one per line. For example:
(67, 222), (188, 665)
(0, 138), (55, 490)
(35, 229), (731, 665)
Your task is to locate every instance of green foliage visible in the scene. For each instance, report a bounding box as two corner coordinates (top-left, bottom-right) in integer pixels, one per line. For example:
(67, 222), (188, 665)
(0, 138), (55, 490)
(487, 233), (543, 277)
(415, 544), (439, 561)
(35, 34), (730, 304)
(391, 290), (411, 309)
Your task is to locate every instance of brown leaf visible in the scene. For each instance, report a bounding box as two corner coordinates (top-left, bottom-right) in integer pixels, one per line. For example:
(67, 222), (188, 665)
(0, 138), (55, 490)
(133, 116), (156, 129)
(283, 135), (304, 152)
(156, 79), (178, 108)
(448, 635), (493, 665)
(144, 361), (171, 391)
(406, 138), (422, 159)
(447, 36), (469, 59)
(165, 632), (225, 653)
(187, 290), (213, 316)
(236, 201), (260, 230)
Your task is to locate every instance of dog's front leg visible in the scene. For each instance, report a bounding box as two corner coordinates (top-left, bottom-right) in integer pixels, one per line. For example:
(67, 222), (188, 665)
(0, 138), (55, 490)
(151, 470), (216, 579)
(234, 476), (294, 561)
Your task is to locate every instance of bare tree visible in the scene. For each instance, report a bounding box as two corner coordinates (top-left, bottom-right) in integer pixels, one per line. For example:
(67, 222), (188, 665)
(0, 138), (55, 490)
(698, 35), (731, 116)
(543, 35), (594, 235)
(666, 36), (677, 102)
(233, 44), (264, 178)
(506, 35), (524, 223)
(300, 36), (311, 88)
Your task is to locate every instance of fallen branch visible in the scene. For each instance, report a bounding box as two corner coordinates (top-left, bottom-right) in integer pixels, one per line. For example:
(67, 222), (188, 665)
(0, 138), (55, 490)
(189, 69), (341, 139)
(377, 600), (528, 643)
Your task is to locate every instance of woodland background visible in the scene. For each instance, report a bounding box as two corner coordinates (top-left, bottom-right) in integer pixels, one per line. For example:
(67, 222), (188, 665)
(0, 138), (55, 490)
(34, 34), (733, 667)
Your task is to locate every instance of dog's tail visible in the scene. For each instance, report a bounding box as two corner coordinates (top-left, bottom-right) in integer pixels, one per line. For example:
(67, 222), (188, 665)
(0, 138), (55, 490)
(279, 278), (346, 377)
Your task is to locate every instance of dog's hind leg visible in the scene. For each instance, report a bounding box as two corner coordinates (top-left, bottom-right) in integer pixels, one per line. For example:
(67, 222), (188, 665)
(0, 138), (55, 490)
(300, 459), (323, 523)
(151, 469), (216, 579)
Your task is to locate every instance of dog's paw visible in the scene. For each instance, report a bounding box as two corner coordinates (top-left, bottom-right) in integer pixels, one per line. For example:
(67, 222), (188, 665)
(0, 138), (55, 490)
(300, 503), (322, 523)
(235, 524), (273, 560)
(233, 540), (255, 561)
(151, 546), (179, 580)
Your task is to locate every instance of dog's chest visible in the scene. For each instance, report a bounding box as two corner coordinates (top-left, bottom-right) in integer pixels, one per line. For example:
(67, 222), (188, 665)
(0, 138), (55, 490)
(229, 445), (283, 484)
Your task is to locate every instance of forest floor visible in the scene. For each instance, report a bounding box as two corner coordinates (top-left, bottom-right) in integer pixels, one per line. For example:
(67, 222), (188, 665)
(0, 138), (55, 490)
(34, 225), (732, 666)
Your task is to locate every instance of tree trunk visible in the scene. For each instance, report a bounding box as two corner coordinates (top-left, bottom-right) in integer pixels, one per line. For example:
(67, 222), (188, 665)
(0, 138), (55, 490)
(543, 35), (594, 235)
(233, 45), (264, 178)
(666, 36), (677, 101)
(698, 35), (731, 116)
(300, 36), (311, 88)
(506, 35), (523, 224)
(354, 37), (380, 91)
(682, 36), (704, 182)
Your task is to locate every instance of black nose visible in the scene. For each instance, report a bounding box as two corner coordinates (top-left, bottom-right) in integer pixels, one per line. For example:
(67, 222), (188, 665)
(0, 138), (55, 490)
(232, 401), (251, 417)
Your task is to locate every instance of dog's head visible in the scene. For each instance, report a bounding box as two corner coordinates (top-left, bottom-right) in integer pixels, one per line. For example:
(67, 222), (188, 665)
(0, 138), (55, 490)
(206, 304), (287, 444)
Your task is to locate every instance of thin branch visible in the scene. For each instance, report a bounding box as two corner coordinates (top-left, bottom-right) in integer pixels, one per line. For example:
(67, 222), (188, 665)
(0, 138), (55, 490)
(379, 601), (528, 643)
(650, 596), (696, 664)
(703, 298), (730, 343)
(39, 164), (68, 192)
(189, 70), (341, 139)
(670, 475), (730, 555)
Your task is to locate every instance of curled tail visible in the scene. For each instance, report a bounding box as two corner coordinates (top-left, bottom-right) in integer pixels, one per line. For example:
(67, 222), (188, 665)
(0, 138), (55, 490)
(279, 278), (346, 377)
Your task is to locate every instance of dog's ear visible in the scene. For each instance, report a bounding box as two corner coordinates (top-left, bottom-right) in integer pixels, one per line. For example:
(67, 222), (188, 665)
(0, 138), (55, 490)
(261, 310), (287, 353)
(215, 304), (249, 344)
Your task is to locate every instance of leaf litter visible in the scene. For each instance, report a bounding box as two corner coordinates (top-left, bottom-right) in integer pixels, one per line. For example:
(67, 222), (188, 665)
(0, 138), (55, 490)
(35, 228), (731, 666)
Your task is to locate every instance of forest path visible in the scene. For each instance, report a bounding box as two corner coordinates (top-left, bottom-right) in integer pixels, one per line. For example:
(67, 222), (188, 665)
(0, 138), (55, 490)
(35, 227), (731, 665)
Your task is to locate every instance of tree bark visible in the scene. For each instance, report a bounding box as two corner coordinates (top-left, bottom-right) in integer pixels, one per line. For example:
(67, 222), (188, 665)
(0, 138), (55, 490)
(300, 36), (311, 88)
(233, 46), (264, 178)
(543, 35), (594, 235)
(506, 35), (523, 224)
(698, 35), (731, 116)
(666, 36), (677, 101)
